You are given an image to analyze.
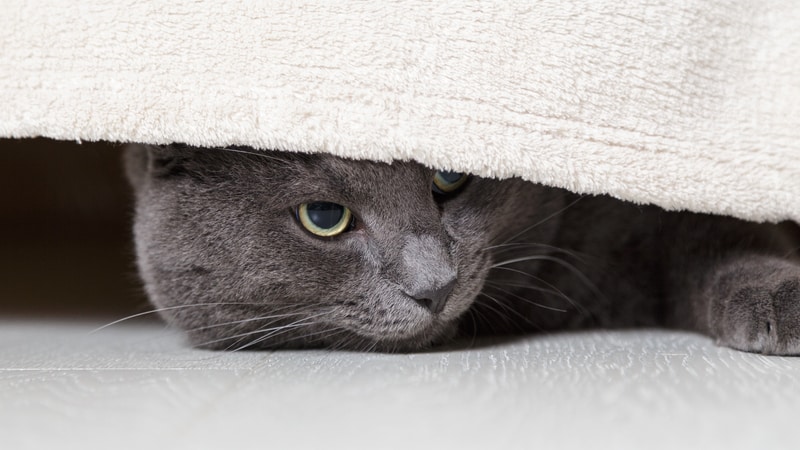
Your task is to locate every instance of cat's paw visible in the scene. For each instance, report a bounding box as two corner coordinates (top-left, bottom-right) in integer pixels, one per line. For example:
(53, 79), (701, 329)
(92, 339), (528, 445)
(710, 263), (800, 355)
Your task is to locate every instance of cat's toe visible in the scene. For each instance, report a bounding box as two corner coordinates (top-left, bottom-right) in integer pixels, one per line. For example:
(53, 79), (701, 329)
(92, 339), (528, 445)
(771, 279), (800, 354)
(713, 278), (800, 356)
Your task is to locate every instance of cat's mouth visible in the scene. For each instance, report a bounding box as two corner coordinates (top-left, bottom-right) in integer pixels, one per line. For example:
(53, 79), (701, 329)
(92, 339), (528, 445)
(325, 282), (478, 351)
(338, 303), (441, 342)
(330, 252), (492, 351)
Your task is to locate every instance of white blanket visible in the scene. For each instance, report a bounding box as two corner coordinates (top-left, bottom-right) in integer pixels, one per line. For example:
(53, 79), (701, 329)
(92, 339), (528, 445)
(1, 1), (798, 222)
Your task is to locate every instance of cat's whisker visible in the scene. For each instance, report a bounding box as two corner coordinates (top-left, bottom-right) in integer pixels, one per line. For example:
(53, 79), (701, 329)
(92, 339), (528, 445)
(180, 310), (315, 334)
(330, 333), (361, 352)
(220, 320), (318, 352)
(500, 195), (583, 245)
(89, 302), (264, 334)
(489, 265), (590, 314)
(354, 337), (374, 353)
(483, 283), (568, 313)
(225, 310), (336, 352)
(298, 327), (350, 347)
(781, 245), (800, 259)
(233, 323), (325, 352)
(481, 292), (544, 333)
(191, 310), (330, 350)
(476, 291), (531, 332)
(492, 254), (561, 269)
(483, 242), (591, 264)
(467, 300), (498, 335)
(366, 339), (381, 353)
(229, 322), (319, 352)
(485, 280), (578, 311)
(209, 146), (297, 166)
(464, 308), (480, 348)
(275, 322), (350, 348)
(490, 254), (605, 303)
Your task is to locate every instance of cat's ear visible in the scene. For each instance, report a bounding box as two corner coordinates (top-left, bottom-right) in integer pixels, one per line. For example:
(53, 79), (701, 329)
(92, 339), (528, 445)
(146, 144), (195, 179)
(123, 143), (151, 190)
(123, 143), (196, 189)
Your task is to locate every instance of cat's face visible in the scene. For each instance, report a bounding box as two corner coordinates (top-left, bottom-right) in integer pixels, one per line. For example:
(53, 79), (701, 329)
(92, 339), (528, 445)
(126, 145), (564, 351)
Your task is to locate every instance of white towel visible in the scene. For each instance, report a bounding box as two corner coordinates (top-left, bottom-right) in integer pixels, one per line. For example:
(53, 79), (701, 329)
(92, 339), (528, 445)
(1, 1), (798, 222)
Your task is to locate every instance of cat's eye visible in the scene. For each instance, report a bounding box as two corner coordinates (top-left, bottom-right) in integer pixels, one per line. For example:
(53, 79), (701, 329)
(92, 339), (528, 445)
(296, 202), (354, 237)
(432, 171), (468, 195)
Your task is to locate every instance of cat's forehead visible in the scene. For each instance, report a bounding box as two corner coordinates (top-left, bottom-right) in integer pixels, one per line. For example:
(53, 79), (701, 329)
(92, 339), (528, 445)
(290, 153), (435, 191)
(270, 153), (447, 219)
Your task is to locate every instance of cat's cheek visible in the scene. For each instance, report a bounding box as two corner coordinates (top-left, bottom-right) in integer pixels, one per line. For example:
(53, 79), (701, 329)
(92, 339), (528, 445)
(331, 283), (436, 341)
(340, 231), (382, 270)
(438, 273), (480, 319)
(450, 246), (493, 314)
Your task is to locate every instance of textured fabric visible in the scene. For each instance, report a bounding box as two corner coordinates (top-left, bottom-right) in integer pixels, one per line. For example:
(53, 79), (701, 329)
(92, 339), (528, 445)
(1, 1), (798, 222)
(3, 319), (800, 450)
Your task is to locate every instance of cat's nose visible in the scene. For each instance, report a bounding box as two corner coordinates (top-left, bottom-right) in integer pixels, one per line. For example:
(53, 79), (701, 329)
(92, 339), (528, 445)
(399, 235), (457, 314)
(408, 276), (457, 314)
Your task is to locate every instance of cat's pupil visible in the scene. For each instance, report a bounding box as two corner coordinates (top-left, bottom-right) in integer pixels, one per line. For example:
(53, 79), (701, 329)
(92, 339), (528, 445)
(297, 202), (354, 237)
(305, 202), (344, 228)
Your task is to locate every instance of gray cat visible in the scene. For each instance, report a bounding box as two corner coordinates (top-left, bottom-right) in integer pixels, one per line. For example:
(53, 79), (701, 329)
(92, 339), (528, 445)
(124, 144), (800, 354)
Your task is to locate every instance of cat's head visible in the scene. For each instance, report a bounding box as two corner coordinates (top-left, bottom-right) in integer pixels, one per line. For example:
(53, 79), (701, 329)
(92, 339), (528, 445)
(125, 144), (564, 351)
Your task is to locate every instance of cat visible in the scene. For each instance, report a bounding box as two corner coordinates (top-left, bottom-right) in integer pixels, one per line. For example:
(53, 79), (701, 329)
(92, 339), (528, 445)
(124, 144), (800, 354)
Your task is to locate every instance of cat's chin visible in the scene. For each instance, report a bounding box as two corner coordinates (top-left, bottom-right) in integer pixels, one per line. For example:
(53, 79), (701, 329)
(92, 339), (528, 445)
(178, 311), (461, 353)
(341, 319), (461, 353)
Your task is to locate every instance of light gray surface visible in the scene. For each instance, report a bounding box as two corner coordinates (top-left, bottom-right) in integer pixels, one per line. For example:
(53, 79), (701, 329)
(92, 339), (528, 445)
(2, 319), (799, 450)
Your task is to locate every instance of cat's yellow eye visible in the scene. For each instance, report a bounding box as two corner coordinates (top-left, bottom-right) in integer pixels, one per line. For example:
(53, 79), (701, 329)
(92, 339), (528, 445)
(432, 171), (468, 194)
(297, 202), (353, 237)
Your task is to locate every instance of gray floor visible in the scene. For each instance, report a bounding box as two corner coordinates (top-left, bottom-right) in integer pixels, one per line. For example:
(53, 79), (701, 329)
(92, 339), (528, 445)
(2, 319), (799, 450)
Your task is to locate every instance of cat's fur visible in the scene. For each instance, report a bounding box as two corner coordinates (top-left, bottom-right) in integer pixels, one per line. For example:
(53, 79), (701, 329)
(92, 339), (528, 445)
(125, 144), (800, 354)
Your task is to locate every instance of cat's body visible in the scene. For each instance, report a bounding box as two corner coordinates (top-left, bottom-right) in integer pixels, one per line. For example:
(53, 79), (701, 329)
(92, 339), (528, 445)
(125, 145), (800, 354)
